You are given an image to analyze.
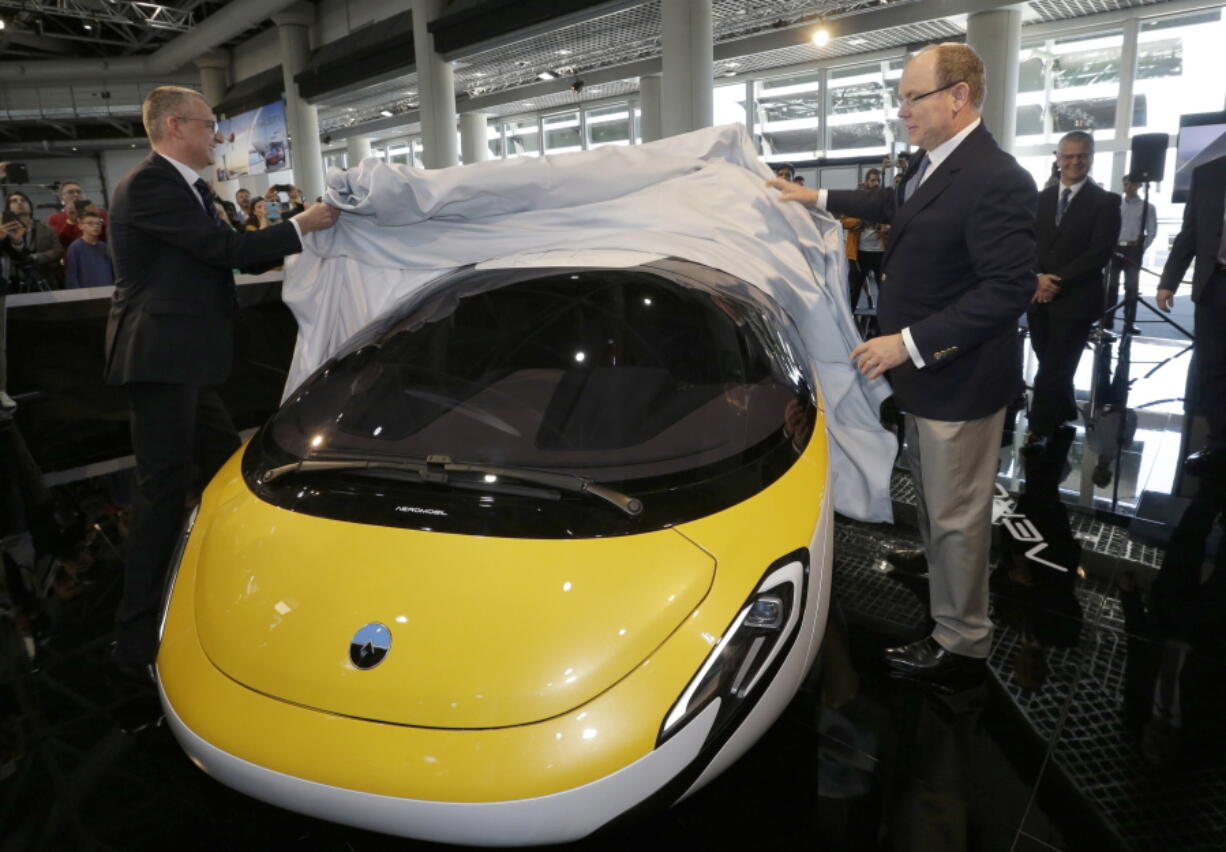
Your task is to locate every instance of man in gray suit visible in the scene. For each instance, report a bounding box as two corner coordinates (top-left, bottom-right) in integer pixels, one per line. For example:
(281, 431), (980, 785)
(771, 44), (1037, 679)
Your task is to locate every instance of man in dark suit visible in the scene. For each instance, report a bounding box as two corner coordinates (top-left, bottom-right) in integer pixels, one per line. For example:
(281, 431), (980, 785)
(106, 86), (339, 672)
(1026, 131), (1120, 455)
(770, 43), (1037, 678)
(1158, 155), (1226, 476)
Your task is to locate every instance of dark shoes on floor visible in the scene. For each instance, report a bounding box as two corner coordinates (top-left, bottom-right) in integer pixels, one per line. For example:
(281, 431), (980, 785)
(1183, 447), (1226, 478)
(885, 547), (929, 578)
(882, 637), (986, 680)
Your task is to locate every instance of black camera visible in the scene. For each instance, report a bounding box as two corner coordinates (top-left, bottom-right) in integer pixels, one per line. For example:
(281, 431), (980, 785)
(2, 162), (29, 184)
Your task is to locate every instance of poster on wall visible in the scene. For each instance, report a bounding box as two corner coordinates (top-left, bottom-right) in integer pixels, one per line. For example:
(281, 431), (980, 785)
(215, 99), (291, 180)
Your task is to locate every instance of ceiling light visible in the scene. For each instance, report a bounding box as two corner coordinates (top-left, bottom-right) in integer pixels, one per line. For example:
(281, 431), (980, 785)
(557, 49), (572, 56)
(726, 61), (742, 69)
(84, 22), (93, 31)
(380, 109), (393, 117)
(812, 28), (831, 47)
(538, 71), (556, 81)
(0, 19), (6, 31)
(849, 37), (867, 45)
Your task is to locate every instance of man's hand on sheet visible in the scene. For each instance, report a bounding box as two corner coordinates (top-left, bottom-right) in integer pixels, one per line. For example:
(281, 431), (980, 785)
(766, 177), (819, 207)
(293, 202), (341, 234)
(850, 333), (908, 380)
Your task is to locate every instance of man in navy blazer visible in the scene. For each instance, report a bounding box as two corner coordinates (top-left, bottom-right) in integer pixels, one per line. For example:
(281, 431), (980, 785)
(105, 86), (339, 672)
(1158, 155), (1226, 476)
(1026, 131), (1120, 452)
(771, 43), (1037, 678)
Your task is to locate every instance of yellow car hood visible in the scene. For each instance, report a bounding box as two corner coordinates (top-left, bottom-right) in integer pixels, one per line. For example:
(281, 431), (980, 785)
(192, 488), (715, 729)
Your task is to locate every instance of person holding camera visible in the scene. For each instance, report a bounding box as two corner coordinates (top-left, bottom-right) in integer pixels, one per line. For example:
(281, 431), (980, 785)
(4, 192), (63, 290)
(104, 85), (339, 674)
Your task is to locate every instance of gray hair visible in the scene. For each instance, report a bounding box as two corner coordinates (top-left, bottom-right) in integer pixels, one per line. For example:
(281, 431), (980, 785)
(142, 85), (207, 142)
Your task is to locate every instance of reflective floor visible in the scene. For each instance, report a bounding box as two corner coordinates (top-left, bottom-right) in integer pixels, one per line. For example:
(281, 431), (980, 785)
(3, 299), (1223, 850)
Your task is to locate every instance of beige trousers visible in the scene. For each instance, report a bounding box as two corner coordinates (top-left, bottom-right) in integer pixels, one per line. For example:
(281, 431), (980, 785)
(903, 407), (1006, 658)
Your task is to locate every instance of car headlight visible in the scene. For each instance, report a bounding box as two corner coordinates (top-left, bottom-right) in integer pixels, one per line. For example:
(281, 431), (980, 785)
(658, 548), (809, 747)
(157, 504), (200, 645)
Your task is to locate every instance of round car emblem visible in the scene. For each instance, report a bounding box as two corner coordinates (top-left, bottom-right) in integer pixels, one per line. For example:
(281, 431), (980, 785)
(350, 622), (392, 670)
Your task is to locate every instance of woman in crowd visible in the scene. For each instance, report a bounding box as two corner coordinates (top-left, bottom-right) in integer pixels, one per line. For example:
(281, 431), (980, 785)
(244, 198), (272, 231)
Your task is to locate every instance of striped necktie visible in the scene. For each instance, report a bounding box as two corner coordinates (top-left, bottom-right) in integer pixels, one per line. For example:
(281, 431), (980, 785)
(1056, 187), (1071, 226)
(193, 178), (223, 225)
(903, 155), (930, 204)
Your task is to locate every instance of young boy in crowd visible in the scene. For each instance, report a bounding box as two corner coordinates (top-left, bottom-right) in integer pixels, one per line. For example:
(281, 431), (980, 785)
(64, 203), (113, 289)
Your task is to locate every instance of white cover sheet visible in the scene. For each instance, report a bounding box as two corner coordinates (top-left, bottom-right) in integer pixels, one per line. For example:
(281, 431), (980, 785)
(285, 124), (895, 522)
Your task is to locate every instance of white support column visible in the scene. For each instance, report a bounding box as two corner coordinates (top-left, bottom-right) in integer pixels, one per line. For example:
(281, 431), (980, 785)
(1112, 17), (1141, 190)
(411, 0), (458, 168)
(639, 74), (663, 143)
(347, 135), (372, 168)
(194, 52), (228, 186)
(194, 52), (228, 108)
(273, 2), (324, 203)
(965, 6), (1023, 155)
(661, 0), (713, 139)
(459, 112), (490, 164)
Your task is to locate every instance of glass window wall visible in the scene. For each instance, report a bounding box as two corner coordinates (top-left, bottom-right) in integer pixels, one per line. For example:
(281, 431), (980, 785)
(754, 71), (820, 162)
(543, 111), (582, 154)
(585, 103), (631, 148)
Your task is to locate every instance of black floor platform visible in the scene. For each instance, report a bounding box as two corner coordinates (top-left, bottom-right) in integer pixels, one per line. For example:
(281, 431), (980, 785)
(3, 459), (1225, 851)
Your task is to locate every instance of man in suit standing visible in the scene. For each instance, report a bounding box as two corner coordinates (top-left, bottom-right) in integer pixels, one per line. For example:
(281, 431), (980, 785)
(1025, 131), (1120, 456)
(1157, 155), (1226, 476)
(106, 86), (339, 673)
(770, 43), (1037, 678)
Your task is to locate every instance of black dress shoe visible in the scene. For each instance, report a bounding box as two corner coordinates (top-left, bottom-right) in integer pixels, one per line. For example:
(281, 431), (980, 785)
(1183, 448), (1226, 477)
(885, 548), (928, 577)
(881, 637), (986, 680)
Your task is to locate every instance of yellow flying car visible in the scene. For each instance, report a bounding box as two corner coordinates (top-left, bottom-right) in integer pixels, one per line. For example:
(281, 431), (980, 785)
(156, 257), (831, 846)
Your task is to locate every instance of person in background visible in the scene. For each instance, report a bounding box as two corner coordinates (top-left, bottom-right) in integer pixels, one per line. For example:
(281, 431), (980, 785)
(244, 198), (272, 231)
(6, 192), (63, 289)
(1106, 173), (1158, 333)
(1157, 154), (1226, 477)
(234, 188), (252, 226)
(849, 168), (886, 312)
(48, 180), (108, 249)
(64, 207), (113, 289)
(1025, 130), (1120, 458)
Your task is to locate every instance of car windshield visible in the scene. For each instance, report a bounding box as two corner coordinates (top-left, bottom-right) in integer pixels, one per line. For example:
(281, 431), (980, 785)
(245, 259), (815, 537)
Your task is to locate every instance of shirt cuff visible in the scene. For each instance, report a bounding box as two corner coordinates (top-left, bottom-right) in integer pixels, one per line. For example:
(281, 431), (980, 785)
(288, 216), (304, 243)
(816, 189), (828, 210)
(901, 327), (926, 369)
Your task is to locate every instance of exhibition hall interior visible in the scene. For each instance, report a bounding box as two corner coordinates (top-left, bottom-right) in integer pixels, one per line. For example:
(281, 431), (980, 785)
(3, 0), (1226, 849)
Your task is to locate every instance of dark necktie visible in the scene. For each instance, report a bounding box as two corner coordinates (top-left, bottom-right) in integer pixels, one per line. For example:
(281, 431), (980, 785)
(1057, 187), (1071, 226)
(193, 178), (223, 226)
(903, 155), (930, 205)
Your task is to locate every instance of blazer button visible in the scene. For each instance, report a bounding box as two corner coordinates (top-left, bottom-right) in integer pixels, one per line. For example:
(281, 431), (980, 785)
(881, 273), (888, 282)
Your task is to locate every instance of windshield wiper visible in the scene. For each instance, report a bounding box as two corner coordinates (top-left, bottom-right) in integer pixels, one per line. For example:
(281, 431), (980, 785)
(258, 453), (644, 517)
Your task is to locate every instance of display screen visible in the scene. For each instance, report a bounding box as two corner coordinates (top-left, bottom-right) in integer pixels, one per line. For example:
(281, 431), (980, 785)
(215, 100), (291, 181)
(1172, 111), (1226, 203)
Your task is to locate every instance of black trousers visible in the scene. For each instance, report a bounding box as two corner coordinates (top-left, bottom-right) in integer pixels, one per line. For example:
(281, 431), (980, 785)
(114, 382), (240, 665)
(1106, 243), (1144, 330)
(1028, 308), (1095, 437)
(1194, 272), (1226, 449)
(849, 250), (883, 311)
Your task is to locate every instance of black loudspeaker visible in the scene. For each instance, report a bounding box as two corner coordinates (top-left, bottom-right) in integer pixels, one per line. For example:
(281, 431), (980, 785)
(1128, 132), (1169, 183)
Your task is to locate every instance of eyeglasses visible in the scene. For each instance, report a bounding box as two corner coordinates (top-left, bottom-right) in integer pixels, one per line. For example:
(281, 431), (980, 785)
(897, 80), (964, 108)
(175, 115), (218, 132)
(1057, 152), (1092, 162)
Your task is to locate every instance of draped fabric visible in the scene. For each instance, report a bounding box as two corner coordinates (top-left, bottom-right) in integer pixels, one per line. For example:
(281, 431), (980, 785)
(285, 124), (896, 522)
